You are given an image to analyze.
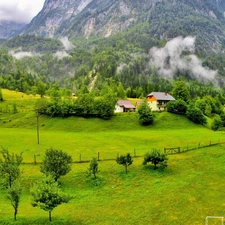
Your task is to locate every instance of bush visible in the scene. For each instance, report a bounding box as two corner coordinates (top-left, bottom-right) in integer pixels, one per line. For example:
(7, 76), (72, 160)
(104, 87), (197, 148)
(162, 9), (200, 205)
(143, 149), (168, 170)
(167, 99), (187, 113)
(211, 115), (223, 131)
(137, 102), (154, 125)
(186, 106), (206, 125)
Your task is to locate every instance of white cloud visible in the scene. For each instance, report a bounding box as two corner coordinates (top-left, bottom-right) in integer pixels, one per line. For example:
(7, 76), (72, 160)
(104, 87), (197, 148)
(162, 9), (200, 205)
(149, 36), (217, 82)
(0, 0), (45, 23)
(53, 51), (71, 59)
(60, 37), (76, 51)
(9, 50), (41, 59)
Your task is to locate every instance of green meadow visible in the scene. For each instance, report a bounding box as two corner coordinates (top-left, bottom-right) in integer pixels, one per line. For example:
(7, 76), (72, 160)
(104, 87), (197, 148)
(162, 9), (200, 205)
(0, 89), (225, 224)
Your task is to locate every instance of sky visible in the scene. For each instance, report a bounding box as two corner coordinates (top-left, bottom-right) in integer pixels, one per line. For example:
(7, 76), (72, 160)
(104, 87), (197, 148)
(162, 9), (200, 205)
(0, 0), (45, 24)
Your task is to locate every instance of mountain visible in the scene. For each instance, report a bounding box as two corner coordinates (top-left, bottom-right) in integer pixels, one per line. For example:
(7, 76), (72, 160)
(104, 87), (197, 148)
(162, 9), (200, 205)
(2, 0), (225, 95)
(21, 0), (225, 52)
(0, 20), (26, 39)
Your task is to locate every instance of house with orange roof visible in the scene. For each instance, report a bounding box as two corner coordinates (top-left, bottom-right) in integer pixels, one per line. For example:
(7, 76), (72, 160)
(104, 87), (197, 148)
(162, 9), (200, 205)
(146, 92), (175, 111)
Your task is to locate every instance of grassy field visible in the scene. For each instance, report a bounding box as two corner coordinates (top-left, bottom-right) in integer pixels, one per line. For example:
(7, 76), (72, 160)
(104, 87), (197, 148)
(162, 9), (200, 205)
(1, 89), (225, 224)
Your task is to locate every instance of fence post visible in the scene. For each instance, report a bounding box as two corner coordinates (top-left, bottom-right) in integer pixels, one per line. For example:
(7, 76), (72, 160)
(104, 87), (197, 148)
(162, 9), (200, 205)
(34, 154), (36, 164)
(164, 148), (166, 153)
(178, 147), (180, 153)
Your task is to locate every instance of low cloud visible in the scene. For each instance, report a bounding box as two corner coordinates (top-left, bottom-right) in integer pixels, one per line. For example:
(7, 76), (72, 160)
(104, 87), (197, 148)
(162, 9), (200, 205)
(53, 51), (71, 59)
(149, 36), (217, 82)
(60, 37), (75, 51)
(9, 50), (41, 59)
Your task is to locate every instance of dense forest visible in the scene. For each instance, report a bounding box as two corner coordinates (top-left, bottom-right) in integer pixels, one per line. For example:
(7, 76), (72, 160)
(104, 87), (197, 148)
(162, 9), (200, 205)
(1, 32), (225, 98)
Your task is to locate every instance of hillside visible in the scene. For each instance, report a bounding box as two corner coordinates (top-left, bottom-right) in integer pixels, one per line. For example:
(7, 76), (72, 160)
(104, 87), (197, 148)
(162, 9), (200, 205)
(1, 89), (225, 224)
(0, 89), (224, 163)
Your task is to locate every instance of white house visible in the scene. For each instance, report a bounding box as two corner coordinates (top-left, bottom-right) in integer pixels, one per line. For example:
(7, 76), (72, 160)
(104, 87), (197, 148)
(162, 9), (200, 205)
(146, 92), (175, 111)
(115, 100), (136, 113)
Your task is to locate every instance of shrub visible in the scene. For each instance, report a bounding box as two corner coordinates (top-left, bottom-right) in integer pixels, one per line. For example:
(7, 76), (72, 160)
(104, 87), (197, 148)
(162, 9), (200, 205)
(167, 99), (187, 113)
(211, 115), (223, 131)
(186, 106), (206, 125)
(143, 149), (168, 170)
(137, 102), (154, 125)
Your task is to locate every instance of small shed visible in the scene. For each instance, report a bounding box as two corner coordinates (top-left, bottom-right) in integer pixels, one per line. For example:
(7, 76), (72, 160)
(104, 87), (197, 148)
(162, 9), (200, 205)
(115, 100), (136, 113)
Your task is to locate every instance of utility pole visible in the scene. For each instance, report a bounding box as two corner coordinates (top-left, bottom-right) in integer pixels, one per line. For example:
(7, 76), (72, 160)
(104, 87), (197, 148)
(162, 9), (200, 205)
(36, 109), (40, 156)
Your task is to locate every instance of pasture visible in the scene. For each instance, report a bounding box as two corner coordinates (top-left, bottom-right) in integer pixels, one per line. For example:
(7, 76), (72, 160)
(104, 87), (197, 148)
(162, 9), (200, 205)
(0, 89), (225, 224)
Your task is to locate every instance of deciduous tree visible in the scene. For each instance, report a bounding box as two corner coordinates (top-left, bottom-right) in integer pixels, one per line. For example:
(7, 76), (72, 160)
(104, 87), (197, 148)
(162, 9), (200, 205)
(171, 80), (190, 103)
(7, 182), (22, 221)
(88, 157), (99, 179)
(137, 101), (154, 125)
(116, 153), (133, 174)
(40, 148), (72, 181)
(37, 82), (46, 98)
(186, 106), (206, 125)
(0, 148), (23, 188)
(143, 149), (168, 170)
(31, 176), (72, 221)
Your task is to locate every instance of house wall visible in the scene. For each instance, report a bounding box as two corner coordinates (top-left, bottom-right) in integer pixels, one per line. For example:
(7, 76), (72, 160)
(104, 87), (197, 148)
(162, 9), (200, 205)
(147, 98), (168, 111)
(147, 101), (158, 111)
(147, 96), (158, 111)
(115, 104), (124, 113)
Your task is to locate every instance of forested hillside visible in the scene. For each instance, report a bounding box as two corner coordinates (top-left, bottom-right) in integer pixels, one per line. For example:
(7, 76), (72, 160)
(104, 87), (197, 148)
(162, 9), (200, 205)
(1, 0), (225, 98)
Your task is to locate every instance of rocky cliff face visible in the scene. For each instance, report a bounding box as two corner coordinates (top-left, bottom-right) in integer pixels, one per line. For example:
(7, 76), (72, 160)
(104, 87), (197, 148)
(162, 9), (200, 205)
(21, 0), (158, 38)
(0, 20), (26, 39)
(20, 0), (225, 52)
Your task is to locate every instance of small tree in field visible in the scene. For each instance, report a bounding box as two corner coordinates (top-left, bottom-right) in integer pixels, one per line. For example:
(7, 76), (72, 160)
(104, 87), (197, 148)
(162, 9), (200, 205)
(137, 102), (154, 125)
(0, 148), (23, 188)
(88, 157), (99, 179)
(40, 148), (72, 181)
(31, 176), (72, 222)
(143, 149), (168, 170)
(7, 182), (22, 221)
(116, 153), (133, 174)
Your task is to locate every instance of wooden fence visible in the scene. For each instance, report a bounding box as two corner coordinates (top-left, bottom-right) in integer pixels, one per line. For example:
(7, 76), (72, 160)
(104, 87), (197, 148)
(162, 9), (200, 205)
(28, 140), (225, 165)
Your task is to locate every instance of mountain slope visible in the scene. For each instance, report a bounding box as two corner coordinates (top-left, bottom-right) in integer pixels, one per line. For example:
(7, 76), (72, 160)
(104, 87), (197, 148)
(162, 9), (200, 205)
(0, 20), (26, 39)
(20, 0), (225, 52)
(22, 0), (153, 38)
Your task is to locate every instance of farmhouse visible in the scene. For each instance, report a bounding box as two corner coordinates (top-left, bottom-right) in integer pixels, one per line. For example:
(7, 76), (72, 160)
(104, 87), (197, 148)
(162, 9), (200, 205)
(115, 100), (136, 113)
(146, 92), (175, 111)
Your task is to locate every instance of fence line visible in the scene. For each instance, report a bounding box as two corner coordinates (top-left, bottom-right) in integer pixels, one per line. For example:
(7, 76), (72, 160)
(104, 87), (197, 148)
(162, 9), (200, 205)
(21, 139), (225, 165)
